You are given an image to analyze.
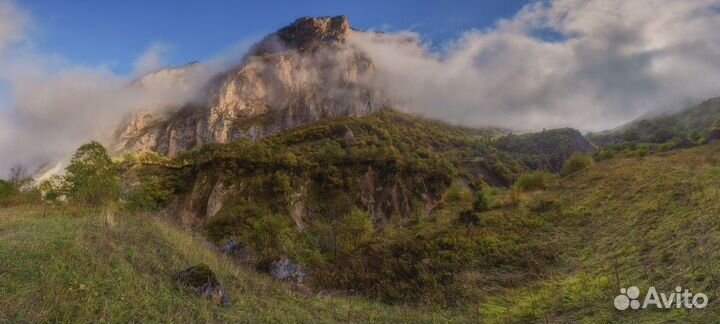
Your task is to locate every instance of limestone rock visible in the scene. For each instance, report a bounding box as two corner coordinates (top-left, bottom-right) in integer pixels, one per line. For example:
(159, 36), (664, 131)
(269, 257), (307, 284)
(113, 16), (388, 156)
(206, 182), (233, 219)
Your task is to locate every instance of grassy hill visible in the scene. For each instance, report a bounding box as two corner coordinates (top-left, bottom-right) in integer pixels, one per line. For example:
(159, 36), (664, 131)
(588, 97), (720, 146)
(0, 205), (470, 323)
(478, 143), (720, 323)
(6, 142), (720, 323)
(8, 144), (720, 323)
(118, 109), (597, 305)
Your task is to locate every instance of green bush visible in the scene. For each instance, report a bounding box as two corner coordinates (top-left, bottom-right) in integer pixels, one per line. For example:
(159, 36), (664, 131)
(515, 171), (555, 191)
(248, 213), (299, 267)
(123, 174), (176, 212)
(473, 190), (491, 212)
(594, 148), (615, 161)
(560, 154), (594, 176)
(65, 142), (119, 206)
(658, 141), (675, 152)
(38, 175), (66, 203)
(443, 181), (472, 205)
(335, 208), (373, 256)
(0, 180), (13, 206)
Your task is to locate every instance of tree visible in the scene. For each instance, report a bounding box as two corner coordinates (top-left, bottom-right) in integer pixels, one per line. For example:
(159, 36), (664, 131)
(38, 175), (66, 203)
(8, 163), (32, 190)
(65, 141), (119, 206)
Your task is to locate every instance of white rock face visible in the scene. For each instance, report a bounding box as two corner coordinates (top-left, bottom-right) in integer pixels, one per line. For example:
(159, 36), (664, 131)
(114, 16), (388, 156)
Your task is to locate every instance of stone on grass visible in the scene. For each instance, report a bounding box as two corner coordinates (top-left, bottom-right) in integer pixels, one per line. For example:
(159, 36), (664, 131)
(174, 263), (230, 306)
(270, 257), (307, 284)
(220, 240), (256, 266)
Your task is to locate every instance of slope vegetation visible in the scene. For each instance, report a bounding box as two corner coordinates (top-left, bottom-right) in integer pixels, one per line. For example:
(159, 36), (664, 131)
(479, 143), (720, 323)
(122, 109), (583, 304)
(589, 97), (720, 146)
(5, 135), (720, 323)
(0, 206), (469, 323)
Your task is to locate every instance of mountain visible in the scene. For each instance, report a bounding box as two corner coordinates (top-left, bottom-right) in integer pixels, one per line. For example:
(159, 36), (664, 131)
(588, 97), (720, 146)
(494, 128), (595, 172)
(113, 16), (387, 157)
(109, 17), (599, 305)
(116, 107), (604, 306)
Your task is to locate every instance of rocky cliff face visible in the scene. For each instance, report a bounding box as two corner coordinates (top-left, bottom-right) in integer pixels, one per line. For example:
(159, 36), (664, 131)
(114, 16), (387, 156)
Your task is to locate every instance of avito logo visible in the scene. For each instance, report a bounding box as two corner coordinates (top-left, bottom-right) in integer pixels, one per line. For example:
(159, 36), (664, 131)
(614, 286), (708, 310)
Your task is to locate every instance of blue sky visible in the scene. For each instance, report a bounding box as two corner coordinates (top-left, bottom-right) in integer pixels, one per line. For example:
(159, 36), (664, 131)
(20, 0), (530, 74)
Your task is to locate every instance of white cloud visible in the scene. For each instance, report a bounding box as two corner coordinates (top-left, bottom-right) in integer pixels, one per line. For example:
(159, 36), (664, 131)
(0, 6), (247, 173)
(133, 42), (170, 74)
(351, 0), (720, 131)
(0, 1), (27, 53)
(2, 0), (720, 173)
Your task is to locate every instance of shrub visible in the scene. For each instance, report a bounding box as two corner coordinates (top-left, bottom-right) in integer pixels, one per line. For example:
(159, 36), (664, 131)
(658, 141), (675, 152)
(64, 141), (119, 206)
(459, 210), (480, 225)
(515, 171), (555, 191)
(560, 154), (594, 176)
(335, 208), (373, 256)
(38, 175), (66, 203)
(0, 180), (12, 205)
(123, 175), (175, 212)
(473, 190), (491, 212)
(443, 181), (472, 206)
(688, 129), (704, 143)
(248, 213), (299, 267)
(594, 148), (615, 161)
(509, 185), (523, 206)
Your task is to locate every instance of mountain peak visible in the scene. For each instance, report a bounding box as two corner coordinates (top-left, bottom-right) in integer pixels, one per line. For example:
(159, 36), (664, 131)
(113, 15), (387, 156)
(253, 15), (351, 54)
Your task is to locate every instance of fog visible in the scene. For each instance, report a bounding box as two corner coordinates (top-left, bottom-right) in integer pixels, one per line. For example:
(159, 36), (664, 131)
(350, 0), (720, 131)
(2, 0), (720, 174)
(0, 2), (252, 173)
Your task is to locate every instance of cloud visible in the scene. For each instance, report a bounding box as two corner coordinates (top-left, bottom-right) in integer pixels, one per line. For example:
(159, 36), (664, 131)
(350, 0), (720, 131)
(133, 43), (170, 74)
(0, 4), (252, 173)
(0, 1), (27, 52)
(2, 0), (720, 173)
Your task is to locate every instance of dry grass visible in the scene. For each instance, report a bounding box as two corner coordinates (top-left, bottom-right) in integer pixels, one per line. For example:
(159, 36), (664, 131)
(0, 205), (468, 323)
(478, 143), (720, 323)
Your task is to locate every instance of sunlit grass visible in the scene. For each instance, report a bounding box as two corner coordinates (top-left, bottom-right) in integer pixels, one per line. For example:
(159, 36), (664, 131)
(0, 205), (468, 323)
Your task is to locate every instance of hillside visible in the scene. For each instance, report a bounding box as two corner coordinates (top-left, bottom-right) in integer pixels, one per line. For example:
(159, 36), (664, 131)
(494, 128), (595, 172)
(6, 141), (720, 323)
(478, 143), (720, 323)
(588, 97), (720, 146)
(0, 206), (468, 323)
(121, 109), (562, 304)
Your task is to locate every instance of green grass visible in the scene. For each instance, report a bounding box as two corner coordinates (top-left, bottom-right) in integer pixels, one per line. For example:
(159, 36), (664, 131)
(476, 143), (720, 323)
(0, 205), (470, 323)
(8, 143), (720, 323)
